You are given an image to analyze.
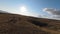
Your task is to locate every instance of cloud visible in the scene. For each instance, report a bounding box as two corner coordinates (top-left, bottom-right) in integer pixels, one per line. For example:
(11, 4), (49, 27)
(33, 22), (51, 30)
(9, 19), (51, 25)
(42, 8), (60, 19)
(43, 8), (60, 15)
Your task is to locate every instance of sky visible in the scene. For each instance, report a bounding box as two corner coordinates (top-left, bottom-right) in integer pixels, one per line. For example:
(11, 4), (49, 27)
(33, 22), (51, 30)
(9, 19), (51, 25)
(0, 0), (60, 20)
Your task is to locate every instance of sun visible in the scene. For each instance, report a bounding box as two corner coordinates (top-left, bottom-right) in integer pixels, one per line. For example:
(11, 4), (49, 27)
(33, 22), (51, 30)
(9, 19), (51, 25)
(19, 6), (29, 15)
(20, 6), (27, 12)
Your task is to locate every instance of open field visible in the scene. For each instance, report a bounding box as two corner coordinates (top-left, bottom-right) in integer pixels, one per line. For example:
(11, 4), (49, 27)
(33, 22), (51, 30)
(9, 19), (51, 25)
(0, 13), (60, 34)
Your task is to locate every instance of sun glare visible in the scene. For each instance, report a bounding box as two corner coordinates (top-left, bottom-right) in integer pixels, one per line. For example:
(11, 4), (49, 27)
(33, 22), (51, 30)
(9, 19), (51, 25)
(20, 6), (27, 12)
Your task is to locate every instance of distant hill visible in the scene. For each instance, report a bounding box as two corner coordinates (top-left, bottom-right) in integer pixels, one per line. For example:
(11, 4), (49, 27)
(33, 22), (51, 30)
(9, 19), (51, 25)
(0, 10), (9, 14)
(0, 13), (60, 34)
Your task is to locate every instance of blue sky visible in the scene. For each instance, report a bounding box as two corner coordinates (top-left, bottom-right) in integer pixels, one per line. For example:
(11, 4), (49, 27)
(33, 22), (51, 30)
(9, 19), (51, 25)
(0, 0), (60, 19)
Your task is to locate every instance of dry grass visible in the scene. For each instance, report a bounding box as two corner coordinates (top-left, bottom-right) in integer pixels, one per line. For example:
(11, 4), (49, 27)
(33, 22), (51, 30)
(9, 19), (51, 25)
(0, 13), (60, 34)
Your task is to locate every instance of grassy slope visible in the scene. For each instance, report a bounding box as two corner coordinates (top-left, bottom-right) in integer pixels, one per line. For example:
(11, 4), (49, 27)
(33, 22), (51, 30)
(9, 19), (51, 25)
(0, 13), (60, 34)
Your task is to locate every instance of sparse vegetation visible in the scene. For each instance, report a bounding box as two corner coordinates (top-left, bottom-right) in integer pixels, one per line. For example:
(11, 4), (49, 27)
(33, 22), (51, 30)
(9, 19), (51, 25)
(0, 13), (60, 34)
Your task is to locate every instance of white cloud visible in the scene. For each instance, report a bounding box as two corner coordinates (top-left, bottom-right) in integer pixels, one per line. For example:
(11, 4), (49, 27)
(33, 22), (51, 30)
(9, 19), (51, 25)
(42, 8), (60, 20)
(43, 8), (55, 11)
(43, 8), (60, 15)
